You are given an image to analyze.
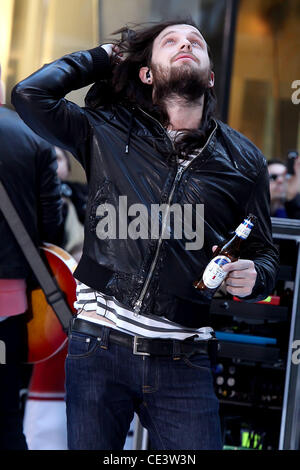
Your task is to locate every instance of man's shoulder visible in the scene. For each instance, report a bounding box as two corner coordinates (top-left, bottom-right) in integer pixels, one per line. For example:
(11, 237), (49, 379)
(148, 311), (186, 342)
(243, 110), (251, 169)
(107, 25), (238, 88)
(84, 102), (135, 132)
(0, 106), (55, 163)
(0, 105), (21, 126)
(1, 106), (50, 142)
(216, 119), (266, 169)
(83, 102), (118, 124)
(0, 106), (33, 142)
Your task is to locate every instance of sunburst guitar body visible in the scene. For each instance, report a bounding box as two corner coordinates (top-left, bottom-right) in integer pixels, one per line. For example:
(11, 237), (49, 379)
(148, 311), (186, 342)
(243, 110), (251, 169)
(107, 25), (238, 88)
(26, 243), (77, 364)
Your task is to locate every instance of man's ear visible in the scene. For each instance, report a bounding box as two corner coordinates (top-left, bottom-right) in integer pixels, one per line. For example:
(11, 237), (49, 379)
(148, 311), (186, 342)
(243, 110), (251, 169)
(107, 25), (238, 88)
(139, 66), (152, 85)
(208, 71), (215, 88)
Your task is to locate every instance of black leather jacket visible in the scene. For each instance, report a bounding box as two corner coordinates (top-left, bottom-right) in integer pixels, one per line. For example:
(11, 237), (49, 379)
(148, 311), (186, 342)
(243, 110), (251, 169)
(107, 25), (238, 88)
(12, 47), (279, 328)
(0, 106), (63, 280)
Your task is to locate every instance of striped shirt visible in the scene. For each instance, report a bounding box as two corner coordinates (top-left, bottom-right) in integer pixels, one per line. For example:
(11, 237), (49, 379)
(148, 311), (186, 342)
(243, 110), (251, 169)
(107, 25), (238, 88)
(75, 283), (213, 340)
(75, 133), (213, 341)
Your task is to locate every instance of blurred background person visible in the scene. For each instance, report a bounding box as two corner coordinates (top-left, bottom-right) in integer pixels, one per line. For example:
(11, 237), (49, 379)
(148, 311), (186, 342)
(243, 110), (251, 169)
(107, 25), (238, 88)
(268, 155), (300, 219)
(55, 146), (87, 262)
(0, 64), (63, 450)
(22, 146), (86, 450)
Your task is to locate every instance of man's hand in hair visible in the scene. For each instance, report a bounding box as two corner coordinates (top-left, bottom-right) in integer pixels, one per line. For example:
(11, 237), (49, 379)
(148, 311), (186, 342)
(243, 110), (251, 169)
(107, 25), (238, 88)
(101, 44), (123, 63)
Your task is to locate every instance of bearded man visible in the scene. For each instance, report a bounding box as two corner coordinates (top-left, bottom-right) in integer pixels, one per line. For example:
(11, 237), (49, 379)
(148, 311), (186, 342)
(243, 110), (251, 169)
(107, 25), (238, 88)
(12, 19), (278, 450)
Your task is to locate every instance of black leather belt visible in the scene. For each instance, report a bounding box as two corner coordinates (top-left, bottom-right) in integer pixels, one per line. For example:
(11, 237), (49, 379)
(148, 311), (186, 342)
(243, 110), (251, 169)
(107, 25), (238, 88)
(70, 317), (214, 358)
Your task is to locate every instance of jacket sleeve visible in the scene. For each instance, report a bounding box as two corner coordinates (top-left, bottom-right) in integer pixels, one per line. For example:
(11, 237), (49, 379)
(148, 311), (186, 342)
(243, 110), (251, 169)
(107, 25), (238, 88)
(240, 158), (280, 302)
(11, 47), (111, 165)
(36, 140), (64, 245)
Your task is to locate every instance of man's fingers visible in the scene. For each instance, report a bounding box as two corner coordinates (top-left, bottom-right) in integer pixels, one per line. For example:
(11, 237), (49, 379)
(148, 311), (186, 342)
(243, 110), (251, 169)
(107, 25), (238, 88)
(222, 259), (257, 297)
(225, 278), (247, 288)
(112, 45), (124, 57)
(101, 44), (124, 62)
(227, 271), (248, 279)
(222, 259), (254, 272)
(226, 285), (253, 297)
(210, 254), (257, 295)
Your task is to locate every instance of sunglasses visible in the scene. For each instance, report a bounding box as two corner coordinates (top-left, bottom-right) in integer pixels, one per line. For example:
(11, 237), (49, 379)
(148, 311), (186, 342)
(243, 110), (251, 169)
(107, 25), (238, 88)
(269, 174), (286, 181)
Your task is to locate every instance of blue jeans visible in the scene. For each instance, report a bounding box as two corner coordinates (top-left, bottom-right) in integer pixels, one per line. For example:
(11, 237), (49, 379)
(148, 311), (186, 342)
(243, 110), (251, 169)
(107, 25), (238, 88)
(65, 325), (223, 450)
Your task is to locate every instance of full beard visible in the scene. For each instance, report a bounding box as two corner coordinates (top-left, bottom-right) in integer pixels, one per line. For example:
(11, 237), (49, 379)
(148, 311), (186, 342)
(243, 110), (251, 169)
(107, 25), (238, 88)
(151, 62), (211, 105)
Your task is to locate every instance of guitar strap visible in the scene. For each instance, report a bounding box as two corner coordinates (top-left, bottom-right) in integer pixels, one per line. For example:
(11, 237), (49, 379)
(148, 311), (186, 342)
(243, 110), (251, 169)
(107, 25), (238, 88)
(0, 179), (72, 332)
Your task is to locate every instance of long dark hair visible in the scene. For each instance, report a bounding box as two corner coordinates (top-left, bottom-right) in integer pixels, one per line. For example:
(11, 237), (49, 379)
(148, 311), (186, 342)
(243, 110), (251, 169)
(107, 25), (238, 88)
(85, 18), (218, 157)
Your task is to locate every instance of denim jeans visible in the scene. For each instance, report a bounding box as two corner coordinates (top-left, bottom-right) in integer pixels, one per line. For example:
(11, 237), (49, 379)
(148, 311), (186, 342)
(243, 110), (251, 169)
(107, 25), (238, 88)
(65, 325), (223, 450)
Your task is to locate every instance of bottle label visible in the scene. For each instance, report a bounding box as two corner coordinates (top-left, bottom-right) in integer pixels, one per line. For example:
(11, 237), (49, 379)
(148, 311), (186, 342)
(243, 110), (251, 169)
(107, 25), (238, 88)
(202, 256), (231, 289)
(235, 219), (254, 240)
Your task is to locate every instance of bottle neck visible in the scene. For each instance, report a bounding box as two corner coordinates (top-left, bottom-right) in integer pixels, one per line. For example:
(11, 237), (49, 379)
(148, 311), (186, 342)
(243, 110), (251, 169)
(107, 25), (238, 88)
(235, 218), (254, 240)
(221, 233), (243, 255)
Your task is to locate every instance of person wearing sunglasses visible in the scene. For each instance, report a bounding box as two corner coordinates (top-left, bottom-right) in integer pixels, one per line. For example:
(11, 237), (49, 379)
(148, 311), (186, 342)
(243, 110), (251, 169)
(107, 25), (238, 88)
(268, 158), (300, 219)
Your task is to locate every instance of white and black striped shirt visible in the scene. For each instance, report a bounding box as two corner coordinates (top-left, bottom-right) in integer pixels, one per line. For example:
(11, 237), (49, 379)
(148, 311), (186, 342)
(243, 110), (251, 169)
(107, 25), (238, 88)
(75, 283), (213, 340)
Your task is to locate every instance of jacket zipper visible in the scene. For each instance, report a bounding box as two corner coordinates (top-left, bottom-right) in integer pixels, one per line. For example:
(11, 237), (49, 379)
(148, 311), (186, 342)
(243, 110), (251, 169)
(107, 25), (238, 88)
(133, 164), (185, 314)
(133, 110), (217, 315)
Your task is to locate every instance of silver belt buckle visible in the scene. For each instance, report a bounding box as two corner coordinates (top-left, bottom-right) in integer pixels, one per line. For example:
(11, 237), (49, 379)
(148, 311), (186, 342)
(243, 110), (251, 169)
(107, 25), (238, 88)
(133, 336), (150, 356)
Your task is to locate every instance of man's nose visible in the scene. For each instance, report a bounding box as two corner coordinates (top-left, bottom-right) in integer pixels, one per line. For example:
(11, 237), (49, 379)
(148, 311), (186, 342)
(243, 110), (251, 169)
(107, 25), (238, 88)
(180, 40), (192, 51)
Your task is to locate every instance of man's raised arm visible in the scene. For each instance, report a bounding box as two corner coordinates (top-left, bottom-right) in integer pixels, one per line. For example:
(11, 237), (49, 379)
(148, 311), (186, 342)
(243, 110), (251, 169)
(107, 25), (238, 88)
(11, 46), (112, 156)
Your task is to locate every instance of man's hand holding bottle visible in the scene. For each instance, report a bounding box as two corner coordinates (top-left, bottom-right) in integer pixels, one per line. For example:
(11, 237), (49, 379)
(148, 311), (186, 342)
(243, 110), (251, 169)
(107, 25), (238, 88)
(194, 214), (257, 298)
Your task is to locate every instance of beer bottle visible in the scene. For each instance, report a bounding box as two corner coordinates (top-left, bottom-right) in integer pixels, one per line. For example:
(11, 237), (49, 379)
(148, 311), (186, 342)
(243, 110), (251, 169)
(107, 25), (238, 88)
(193, 214), (256, 296)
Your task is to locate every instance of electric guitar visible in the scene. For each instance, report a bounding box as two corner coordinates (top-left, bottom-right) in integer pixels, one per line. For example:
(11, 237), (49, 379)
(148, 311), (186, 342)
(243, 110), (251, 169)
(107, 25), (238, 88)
(26, 243), (77, 363)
